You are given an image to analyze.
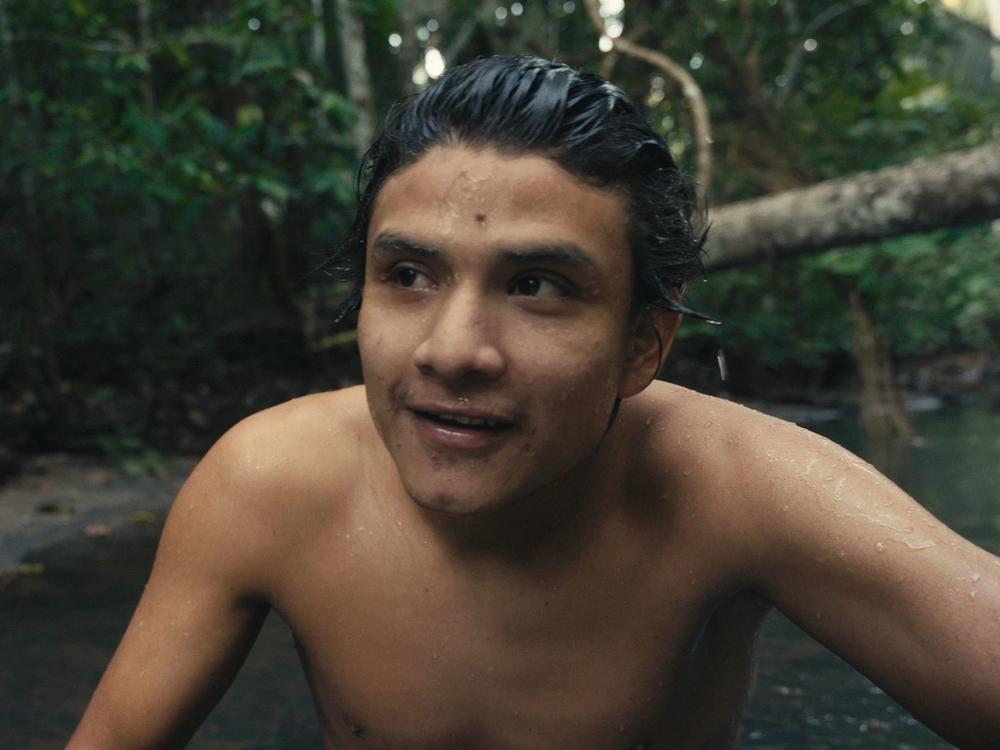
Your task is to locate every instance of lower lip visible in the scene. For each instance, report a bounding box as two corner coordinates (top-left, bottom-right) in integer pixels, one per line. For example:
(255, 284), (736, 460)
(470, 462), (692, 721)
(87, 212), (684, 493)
(409, 410), (513, 451)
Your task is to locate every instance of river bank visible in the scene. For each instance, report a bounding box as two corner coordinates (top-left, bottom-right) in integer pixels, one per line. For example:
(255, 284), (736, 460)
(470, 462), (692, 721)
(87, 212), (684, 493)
(3, 378), (998, 584)
(4, 349), (996, 471)
(2, 346), (997, 582)
(0, 454), (193, 582)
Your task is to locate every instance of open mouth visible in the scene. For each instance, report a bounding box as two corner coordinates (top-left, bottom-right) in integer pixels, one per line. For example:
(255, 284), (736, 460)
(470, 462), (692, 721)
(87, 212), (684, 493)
(413, 410), (513, 431)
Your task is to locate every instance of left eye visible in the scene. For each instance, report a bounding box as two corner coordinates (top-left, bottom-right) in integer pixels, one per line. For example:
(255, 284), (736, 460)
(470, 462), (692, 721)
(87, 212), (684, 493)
(509, 275), (564, 298)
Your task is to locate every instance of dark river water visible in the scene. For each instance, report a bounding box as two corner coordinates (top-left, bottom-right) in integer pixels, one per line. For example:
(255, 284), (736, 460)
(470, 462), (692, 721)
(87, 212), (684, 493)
(2, 401), (998, 749)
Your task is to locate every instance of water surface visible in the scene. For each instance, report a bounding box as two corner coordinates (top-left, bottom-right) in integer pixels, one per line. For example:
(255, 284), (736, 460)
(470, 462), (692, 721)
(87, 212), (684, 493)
(2, 401), (998, 748)
(741, 401), (1000, 749)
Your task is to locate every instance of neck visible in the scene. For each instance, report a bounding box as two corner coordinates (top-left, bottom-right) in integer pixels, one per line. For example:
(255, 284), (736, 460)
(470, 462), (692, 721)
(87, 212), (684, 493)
(408, 426), (625, 570)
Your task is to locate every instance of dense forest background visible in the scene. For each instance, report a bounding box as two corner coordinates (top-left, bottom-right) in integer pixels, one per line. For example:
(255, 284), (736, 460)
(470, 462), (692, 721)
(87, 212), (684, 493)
(2, 0), (999, 465)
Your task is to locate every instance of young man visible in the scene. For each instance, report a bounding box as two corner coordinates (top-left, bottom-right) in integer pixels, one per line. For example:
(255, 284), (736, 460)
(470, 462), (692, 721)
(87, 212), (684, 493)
(70, 56), (1000, 749)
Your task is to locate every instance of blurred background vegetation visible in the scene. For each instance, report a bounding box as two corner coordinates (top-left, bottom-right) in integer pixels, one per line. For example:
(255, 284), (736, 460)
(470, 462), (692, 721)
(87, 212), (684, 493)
(2, 0), (999, 464)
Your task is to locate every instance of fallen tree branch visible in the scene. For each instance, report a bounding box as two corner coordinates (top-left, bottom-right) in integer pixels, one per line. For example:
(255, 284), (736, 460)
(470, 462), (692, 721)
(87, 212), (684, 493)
(705, 143), (1000, 270)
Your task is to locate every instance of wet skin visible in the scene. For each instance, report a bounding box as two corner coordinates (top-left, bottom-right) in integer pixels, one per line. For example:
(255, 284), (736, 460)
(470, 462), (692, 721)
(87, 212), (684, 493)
(358, 145), (656, 518)
(69, 148), (1000, 750)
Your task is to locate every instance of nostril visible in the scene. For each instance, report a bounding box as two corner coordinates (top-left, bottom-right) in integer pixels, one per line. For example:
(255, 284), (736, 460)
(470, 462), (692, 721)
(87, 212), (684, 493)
(412, 335), (506, 381)
(410, 294), (507, 381)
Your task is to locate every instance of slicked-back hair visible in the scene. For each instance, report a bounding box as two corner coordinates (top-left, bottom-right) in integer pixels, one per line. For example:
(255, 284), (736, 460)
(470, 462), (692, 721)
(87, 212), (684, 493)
(326, 55), (709, 321)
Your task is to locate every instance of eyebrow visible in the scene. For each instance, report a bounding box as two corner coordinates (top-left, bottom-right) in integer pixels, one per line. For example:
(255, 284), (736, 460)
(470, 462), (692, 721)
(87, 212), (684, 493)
(371, 233), (439, 259)
(372, 232), (602, 275)
(498, 245), (601, 275)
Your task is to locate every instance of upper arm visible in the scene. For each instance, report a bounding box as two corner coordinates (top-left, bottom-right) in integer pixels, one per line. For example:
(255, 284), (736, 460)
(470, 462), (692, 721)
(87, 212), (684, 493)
(736, 426), (1000, 747)
(68, 422), (280, 750)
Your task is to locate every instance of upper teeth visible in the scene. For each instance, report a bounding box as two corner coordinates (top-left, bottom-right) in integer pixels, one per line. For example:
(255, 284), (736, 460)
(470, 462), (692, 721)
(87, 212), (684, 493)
(439, 414), (498, 427)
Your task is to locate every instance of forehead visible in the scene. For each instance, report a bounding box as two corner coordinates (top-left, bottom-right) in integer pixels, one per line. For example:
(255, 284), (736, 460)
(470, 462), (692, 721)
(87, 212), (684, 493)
(367, 145), (630, 272)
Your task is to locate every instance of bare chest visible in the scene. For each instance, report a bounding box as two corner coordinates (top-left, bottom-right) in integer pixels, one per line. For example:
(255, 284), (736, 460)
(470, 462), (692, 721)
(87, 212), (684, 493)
(272, 519), (752, 750)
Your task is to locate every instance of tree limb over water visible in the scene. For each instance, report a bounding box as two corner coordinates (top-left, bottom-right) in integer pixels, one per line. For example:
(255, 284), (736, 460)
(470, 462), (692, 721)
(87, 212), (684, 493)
(705, 143), (1000, 270)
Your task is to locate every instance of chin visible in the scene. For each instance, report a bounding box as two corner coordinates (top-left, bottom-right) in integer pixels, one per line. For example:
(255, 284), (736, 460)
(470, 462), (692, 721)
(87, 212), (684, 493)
(413, 496), (495, 516)
(400, 473), (512, 516)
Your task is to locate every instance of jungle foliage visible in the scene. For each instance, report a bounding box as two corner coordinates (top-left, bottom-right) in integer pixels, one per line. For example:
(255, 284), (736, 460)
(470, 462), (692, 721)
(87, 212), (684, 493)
(2, 0), (998, 451)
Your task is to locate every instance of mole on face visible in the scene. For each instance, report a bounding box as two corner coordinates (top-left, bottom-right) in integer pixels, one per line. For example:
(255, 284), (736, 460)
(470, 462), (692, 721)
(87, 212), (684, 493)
(474, 212), (487, 224)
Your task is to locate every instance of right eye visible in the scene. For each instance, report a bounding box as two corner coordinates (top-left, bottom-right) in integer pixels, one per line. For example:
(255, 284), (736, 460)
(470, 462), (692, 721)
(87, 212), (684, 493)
(385, 265), (433, 290)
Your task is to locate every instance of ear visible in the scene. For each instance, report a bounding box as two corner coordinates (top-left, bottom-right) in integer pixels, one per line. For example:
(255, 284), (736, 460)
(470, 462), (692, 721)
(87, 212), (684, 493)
(619, 308), (682, 398)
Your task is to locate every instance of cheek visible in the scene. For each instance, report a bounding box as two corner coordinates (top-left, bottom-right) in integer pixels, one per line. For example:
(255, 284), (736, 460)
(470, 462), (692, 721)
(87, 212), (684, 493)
(356, 319), (376, 365)
(357, 310), (395, 387)
(520, 333), (623, 410)
(358, 297), (407, 357)
(356, 316), (380, 354)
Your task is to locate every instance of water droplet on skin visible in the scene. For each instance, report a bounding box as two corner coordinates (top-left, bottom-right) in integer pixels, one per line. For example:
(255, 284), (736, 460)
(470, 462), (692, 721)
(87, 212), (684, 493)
(970, 591), (977, 600)
(971, 573), (981, 582)
(874, 542), (886, 553)
(781, 504), (789, 512)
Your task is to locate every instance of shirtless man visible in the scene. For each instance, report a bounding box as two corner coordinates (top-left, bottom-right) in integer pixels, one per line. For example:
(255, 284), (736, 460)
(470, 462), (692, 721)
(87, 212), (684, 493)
(69, 56), (1000, 749)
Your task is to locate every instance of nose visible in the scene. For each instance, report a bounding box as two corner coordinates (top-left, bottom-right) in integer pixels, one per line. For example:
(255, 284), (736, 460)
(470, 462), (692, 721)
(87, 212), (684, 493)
(412, 285), (507, 383)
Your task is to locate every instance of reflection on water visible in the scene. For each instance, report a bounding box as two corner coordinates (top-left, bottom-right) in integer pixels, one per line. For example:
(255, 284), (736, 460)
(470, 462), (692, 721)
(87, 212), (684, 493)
(1, 402), (998, 748)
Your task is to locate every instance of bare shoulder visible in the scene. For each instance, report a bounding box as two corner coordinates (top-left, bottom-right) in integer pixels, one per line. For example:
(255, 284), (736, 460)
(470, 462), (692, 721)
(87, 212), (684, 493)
(625, 379), (829, 481)
(162, 385), (373, 599)
(622, 381), (878, 564)
(625, 392), (1000, 746)
(65, 389), (373, 748)
(631, 379), (860, 495)
(203, 385), (370, 487)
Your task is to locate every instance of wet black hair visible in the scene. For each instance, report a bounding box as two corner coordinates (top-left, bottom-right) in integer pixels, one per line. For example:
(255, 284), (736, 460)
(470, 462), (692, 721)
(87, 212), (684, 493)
(326, 54), (713, 322)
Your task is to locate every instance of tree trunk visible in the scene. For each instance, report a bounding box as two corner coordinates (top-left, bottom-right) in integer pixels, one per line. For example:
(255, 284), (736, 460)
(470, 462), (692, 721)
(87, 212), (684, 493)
(705, 143), (1000, 270)
(398, 0), (420, 91)
(136, 0), (155, 115)
(135, 0), (165, 259)
(310, 0), (327, 70)
(238, 188), (303, 334)
(849, 288), (913, 444)
(333, 0), (375, 158)
(584, 0), (714, 205)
